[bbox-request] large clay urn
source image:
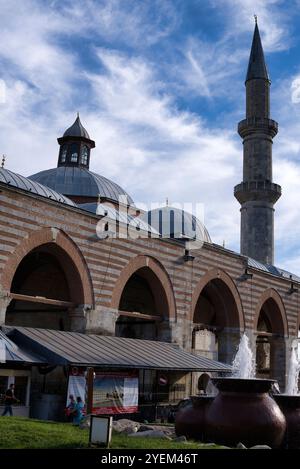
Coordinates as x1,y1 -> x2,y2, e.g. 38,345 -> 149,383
175,395 -> 214,441
205,378 -> 286,448
273,395 -> 300,449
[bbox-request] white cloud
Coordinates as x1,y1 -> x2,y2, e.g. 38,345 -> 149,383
210,0 -> 289,52
174,37 -> 247,100
85,48 -> 242,249
59,0 -> 179,47
0,79 -> 5,104
185,50 -> 212,98
291,77 -> 300,103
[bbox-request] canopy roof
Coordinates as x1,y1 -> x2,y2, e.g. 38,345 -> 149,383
3,327 -> 232,373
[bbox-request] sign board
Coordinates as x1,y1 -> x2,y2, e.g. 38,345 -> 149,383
92,371 -> 138,414
67,369 -> 139,415
89,415 -> 112,447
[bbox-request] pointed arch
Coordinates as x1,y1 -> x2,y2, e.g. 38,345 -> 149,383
1,227 -> 94,306
191,268 -> 245,330
110,255 -> 176,320
254,288 -> 288,337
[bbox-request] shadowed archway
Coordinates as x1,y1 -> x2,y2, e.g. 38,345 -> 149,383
254,289 -> 287,388
191,269 -> 244,365
113,261 -> 173,342
2,227 -> 94,331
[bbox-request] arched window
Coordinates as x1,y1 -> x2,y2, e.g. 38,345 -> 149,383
80,145 -> 89,165
60,146 -> 67,163
70,143 -> 79,163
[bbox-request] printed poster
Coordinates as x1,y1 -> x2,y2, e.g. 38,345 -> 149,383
66,367 -> 86,405
92,372 -> 138,414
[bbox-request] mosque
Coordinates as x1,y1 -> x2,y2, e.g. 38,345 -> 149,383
0,22 -> 298,419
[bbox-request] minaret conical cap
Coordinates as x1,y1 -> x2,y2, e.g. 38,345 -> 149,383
246,21 -> 269,83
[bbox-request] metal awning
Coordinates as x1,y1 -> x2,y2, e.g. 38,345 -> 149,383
2,327 -> 231,373
0,330 -> 45,365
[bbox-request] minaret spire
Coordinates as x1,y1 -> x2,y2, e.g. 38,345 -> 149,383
234,21 -> 281,265
246,19 -> 269,83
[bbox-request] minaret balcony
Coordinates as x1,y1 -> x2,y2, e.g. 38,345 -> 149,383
238,117 -> 278,138
234,180 -> 282,204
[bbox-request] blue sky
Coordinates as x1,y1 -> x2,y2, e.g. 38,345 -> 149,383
1,0 -> 300,272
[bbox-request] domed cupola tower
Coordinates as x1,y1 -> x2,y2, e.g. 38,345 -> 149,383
57,113 -> 95,169
29,115 -> 134,206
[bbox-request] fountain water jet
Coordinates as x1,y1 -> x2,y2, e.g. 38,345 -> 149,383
232,333 -> 255,378
286,341 -> 300,395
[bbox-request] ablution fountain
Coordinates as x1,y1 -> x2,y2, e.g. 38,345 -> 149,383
273,341 -> 300,449
175,333 -> 287,448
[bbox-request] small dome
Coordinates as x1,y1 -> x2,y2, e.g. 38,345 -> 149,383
0,168 -> 76,206
140,206 -> 211,243
29,167 -> 134,205
63,114 -> 90,139
78,202 -> 159,234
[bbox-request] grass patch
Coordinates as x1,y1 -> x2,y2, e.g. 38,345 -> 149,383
0,417 -> 88,449
0,417 -> 223,449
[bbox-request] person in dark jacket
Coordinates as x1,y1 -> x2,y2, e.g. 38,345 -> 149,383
1,384 -> 18,416
65,394 -> 76,422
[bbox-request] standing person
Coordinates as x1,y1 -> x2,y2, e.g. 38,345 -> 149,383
72,396 -> 85,426
65,394 -> 76,422
1,383 -> 18,416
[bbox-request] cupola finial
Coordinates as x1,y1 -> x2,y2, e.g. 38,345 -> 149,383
57,115 -> 95,169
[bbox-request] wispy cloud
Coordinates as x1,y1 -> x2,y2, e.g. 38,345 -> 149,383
210,0 -> 290,51
291,77 -> 300,103
83,48 -> 242,248
59,0 -> 179,47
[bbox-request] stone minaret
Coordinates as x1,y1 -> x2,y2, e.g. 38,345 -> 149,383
234,20 -> 281,265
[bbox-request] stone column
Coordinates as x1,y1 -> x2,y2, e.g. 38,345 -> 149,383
270,335 -> 288,391
69,304 -> 92,333
0,290 -> 11,325
217,328 -> 242,365
158,318 -> 174,343
85,306 -> 119,335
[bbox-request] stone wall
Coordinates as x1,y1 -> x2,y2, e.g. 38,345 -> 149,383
0,184 -> 298,389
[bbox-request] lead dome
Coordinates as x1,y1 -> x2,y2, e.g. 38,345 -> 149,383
29,114 -> 134,206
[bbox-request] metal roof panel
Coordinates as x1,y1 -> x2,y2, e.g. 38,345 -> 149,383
4,327 -> 231,372
0,168 -> 76,207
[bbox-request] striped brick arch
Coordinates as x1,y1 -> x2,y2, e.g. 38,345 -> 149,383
1,226 -> 94,307
110,255 -> 176,320
254,288 -> 288,388
254,288 -> 288,336
191,268 -> 245,330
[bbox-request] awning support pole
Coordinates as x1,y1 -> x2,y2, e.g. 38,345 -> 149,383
86,367 -> 94,415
